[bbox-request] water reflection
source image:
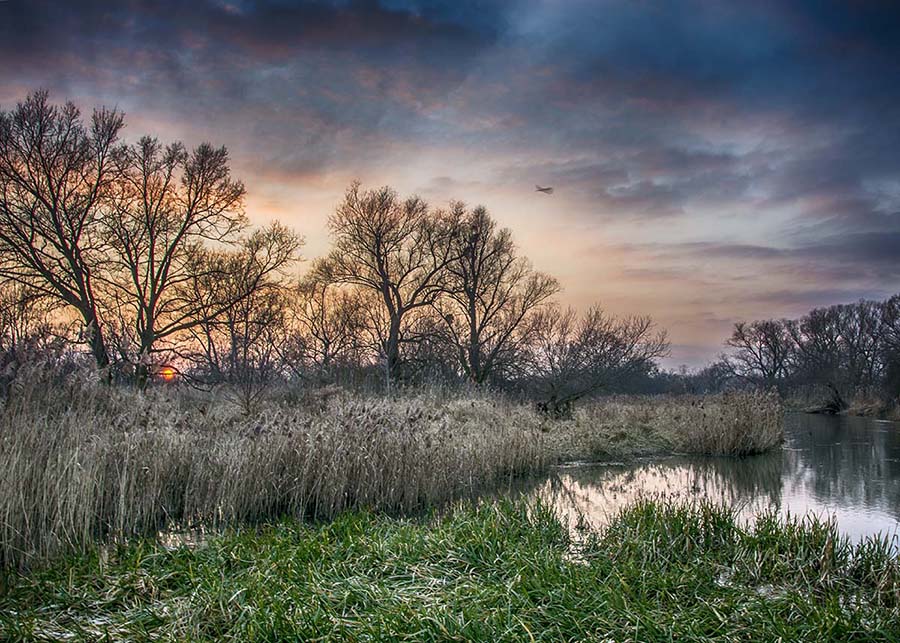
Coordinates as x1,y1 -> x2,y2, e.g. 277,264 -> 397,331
508,413 -> 900,544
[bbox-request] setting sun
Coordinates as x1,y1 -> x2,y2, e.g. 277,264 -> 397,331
159,366 -> 176,383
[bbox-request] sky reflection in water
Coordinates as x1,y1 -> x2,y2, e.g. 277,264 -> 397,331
517,413 -> 900,545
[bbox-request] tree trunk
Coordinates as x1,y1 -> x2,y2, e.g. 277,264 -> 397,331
134,329 -> 157,387
385,318 -> 402,387
82,312 -> 110,369
824,382 -> 849,414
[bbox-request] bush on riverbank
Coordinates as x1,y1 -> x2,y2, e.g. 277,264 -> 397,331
785,385 -> 900,421
2,500 -> 897,641
0,377 -> 782,569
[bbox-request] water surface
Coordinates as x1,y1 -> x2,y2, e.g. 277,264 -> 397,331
515,413 -> 900,544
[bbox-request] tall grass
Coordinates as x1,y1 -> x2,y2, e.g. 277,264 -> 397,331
548,389 -> 784,459
0,373 -> 783,569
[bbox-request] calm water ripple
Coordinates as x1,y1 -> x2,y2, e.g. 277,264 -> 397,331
509,413 -> 900,545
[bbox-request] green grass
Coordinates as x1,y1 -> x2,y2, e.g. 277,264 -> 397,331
2,500 -> 897,641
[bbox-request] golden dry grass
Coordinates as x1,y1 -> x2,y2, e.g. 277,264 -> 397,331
0,375 -> 783,569
546,390 -> 784,460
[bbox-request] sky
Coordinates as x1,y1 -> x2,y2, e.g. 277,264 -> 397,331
1,0 -> 899,367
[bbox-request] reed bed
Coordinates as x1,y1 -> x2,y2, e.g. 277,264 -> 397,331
546,389 -> 784,460
0,375 -> 783,569
2,500 -> 897,641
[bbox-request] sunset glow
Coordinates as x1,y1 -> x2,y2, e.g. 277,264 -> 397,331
1,1 -> 898,367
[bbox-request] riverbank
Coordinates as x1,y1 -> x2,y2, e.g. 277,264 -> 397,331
843,398 -> 900,422
0,379 -> 782,569
793,397 -> 900,422
2,500 -> 897,641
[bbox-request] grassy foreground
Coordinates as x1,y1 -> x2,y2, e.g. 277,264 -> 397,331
2,500 -> 898,641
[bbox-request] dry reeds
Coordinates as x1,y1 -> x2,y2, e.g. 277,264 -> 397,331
547,390 -> 784,460
0,374 -> 783,569
0,378 -> 547,568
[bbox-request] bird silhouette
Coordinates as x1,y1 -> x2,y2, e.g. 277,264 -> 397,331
535,185 -> 554,194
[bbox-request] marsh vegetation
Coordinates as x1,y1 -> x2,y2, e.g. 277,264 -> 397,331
0,90 -> 896,641
0,376 -> 782,570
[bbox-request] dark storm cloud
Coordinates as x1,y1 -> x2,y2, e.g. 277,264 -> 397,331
0,0 -> 513,176
493,1 -> 900,289
0,0 -> 500,114
620,230 -> 900,302
0,1 -> 507,58
486,1 -> 900,216
641,231 -> 900,271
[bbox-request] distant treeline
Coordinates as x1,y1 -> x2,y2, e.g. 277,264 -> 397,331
0,91 -> 667,415
660,295 -> 900,410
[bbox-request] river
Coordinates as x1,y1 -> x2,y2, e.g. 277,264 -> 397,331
515,412 -> 900,544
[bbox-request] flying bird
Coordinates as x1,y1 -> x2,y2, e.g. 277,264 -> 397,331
535,185 -> 554,194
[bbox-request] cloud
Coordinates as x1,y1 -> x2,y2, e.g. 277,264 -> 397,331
1,0 -> 898,364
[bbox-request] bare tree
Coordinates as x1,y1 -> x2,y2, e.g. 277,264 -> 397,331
438,205 -> 559,384
103,136 -> 252,381
691,358 -> 738,393
399,307 -> 460,383
726,296 -> 900,409
291,266 -> 366,380
186,224 -> 300,365
832,301 -> 883,393
882,295 -> 900,355
323,182 -> 460,384
786,306 -> 848,408
0,282 -> 56,352
881,295 -> 900,403
0,91 -> 123,367
725,320 -> 794,390
526,305 -> 669,416
785,300 -> 885,406
0,282 -> 76,398
185,225 -> 300,405
787,308 -> 841,380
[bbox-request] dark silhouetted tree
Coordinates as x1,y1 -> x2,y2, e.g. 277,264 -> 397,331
438,205 -> 558,383
186,224 -> 300,404
527,305 -> 669,416
0,91 -> 123,367
726,320 -> 793,390
322,183 -> 460,385
104,136 -> 250,382
291,266 -> 367,380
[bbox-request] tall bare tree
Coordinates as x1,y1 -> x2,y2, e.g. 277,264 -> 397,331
831,301 -> 883,392
292,266 -> 366,379
185,223 -> 301,381
438,205 -> 558,383
786,306 -> 847,408
103,136 -> 252,380
323,183 -> 460,384
0,282 -> 56,353
881,295 -> 900,402
882,296 -> 900,354
0,91 -> 123,367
